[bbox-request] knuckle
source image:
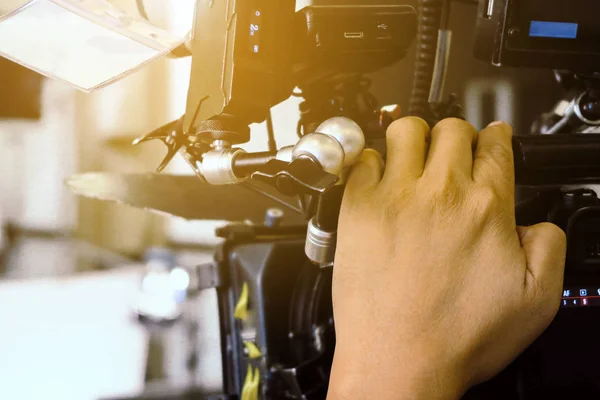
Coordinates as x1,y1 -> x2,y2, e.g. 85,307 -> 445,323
387,116 -> 430,138
486,121 -> 514,136
433,117 -> 475,135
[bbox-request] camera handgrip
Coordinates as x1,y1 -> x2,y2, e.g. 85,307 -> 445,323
514,135 -> 600,186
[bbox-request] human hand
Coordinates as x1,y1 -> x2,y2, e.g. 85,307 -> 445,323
328,118 -> 567,400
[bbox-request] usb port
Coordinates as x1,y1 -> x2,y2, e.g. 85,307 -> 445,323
344,32 -> 364,39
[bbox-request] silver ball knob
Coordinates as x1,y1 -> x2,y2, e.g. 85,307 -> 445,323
292,133 -> 344,176
315,117 -> 365,167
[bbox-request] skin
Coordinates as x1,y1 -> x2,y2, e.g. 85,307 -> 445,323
328,118 -> 567,400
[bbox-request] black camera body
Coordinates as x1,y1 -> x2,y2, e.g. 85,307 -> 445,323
184,0 -> 416,143
211,187 -> 600,400
292,5 -> 417,85
552,190 -> 600,281
184,0 -> 297,142
213,225 -> 333,400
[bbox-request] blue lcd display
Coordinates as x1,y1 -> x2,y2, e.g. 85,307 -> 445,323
529,21 -> 579,39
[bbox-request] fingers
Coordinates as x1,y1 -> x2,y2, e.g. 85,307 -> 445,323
423,118 -> 478,179
473,122 -> 515,202
345,149 -> 384,196
383,117 -> 430,183
519,223 -> 567,298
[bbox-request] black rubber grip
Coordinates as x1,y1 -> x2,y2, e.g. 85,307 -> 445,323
514,135 -> 600,186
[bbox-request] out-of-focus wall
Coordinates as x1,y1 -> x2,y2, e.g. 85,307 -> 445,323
74,0 -> 182,255
0,77 -> 81,274
2,0 -> 290,255
0,0 -> 189,256
0,79 -> 77,233
74,61 -> 169,256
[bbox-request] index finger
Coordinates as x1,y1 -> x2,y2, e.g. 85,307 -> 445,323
472,122 -> 515,201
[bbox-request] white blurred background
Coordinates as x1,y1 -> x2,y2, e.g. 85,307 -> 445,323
0,1 -> 305,399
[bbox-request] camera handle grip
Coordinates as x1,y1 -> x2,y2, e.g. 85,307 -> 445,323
514,134 -> 600,186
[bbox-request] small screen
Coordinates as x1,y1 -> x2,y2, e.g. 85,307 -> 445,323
529,21 -> 578,39
508,0 -> 600,55
561,287 -> 600,308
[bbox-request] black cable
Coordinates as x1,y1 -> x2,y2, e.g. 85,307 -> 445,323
408,0 -> 445,121
135,0 -> 150,20
266,110 -> 277,152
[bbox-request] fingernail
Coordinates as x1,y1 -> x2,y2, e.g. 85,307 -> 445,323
488,121 -> 506,127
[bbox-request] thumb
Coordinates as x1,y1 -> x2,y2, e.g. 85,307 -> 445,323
518,223 -> 567,294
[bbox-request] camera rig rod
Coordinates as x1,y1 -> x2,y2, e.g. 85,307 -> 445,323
194,117 -> 366,266
137,111 -> 600,268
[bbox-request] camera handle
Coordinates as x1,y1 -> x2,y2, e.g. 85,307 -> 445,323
134,112 -> 366,266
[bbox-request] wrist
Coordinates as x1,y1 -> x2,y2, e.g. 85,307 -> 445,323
327,345 -> 467,400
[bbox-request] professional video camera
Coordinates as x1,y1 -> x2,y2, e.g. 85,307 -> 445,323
80,0 -> 600,399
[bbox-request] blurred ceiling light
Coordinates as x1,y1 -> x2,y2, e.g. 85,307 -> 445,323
0,0 -> 186,91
